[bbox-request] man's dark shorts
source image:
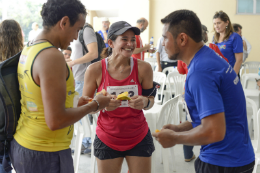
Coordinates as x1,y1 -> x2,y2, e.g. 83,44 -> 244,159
9,139 -> 74,173
94,129 -> 155,160
195,157 -> 255,173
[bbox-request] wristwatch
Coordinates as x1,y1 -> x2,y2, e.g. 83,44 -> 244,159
144,98 -> 150,109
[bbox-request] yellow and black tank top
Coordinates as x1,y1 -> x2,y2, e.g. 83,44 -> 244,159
15,42 -> 76,152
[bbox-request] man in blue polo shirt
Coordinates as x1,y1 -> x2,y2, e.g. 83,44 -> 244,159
152,10 -> 255,173
97,17 -> 110,48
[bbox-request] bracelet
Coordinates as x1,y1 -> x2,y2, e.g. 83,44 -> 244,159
92,100 -> 99,111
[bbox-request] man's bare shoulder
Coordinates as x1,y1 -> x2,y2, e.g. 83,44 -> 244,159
33,47 -> 67,77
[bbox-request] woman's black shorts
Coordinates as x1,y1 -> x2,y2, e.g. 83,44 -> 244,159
94,129 -> 155,160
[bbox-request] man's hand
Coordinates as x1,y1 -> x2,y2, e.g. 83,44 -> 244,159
94,93 -> 112,111
78,96 -> 92,107
104,95 -> 121,111
152,129 -> 177,148
143,44 -> 151,51
148,48 -> 156,53
128,95 -> 148,110
65,59 -> 72,62
158,66 -> 162,72
67,61 -> 74,68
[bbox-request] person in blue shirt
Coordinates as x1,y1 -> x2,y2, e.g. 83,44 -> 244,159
152,10 -> 255,173
212,11 -> 243,75
97,17 -> 110,48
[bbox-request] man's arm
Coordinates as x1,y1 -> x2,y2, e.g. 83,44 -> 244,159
133,44 -> 150,54
33,48 -> 110,131
68,42 -> 98,67
156,52 -> 162,72
153,112 -> 226,148
233,53 -> 243,74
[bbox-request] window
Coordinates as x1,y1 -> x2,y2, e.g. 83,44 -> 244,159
237,0 -> 260,14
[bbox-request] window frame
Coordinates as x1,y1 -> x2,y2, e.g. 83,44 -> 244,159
236,0 -> 260,15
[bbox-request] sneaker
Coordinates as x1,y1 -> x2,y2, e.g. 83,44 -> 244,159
185,154 -> 196,162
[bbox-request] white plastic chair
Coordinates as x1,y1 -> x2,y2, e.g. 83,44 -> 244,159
163,71 -> 186,103
246,97 -> 258,140
156,95 -> 180,173
144,58 -> 157,71
241,62 -> 260,89
162,66 -> 176,75
252,109 -> 260,173
153,72 -> 167,105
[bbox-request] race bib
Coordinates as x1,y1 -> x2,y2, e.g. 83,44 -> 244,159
107,85 -> 138,107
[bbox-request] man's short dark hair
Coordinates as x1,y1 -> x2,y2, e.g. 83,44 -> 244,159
41,0 -> 87,29
233,23 -> 242,33
161,10 -> 202,43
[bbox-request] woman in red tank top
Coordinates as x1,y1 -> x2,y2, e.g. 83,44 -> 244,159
80,21 -> 155,173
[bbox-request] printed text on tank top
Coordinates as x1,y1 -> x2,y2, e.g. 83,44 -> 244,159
104,57 -> 138,107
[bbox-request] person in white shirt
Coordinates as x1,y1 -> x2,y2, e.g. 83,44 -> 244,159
28,22 -> 41,41
156,36 -> 177,73
233,23 -> 252,62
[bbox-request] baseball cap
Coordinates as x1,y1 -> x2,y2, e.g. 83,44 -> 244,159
108,21 -> 140,39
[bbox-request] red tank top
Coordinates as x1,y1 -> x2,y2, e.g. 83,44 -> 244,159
96,57 -> 149,151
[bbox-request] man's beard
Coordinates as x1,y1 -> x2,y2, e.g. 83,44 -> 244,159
169,53 -> 179,61
168,42 -> 180,60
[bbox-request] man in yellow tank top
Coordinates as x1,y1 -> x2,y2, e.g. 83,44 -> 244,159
9,1 -> 111,173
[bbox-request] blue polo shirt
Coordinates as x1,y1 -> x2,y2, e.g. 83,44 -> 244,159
97,30 -> 109,48
215,32 -> 243,68
185,46 -> 254,167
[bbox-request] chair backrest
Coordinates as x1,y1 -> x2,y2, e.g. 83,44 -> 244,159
166,71 -> 186,96
153,72 -> 166,105
157,96 -> 180,129
255,109 -> 260,153
144,58 -> 157,71
244,62 -> 260,73
246,97 -> 258,139
162,67 -> 176,75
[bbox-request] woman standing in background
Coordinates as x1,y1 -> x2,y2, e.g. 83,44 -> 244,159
0,19 -> 24,173
212,11 -> 243,75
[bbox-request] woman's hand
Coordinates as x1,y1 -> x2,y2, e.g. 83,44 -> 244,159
104,94 -> 121,111
128,95 -> 148,110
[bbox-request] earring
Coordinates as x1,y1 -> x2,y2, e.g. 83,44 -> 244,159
226,26 -> 228,29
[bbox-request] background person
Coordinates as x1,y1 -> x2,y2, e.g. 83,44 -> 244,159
132,18 -> 155,61
28,22 -> 41,41
156,36 -> 178,72
97,17 -> 110,48
212,11 -> 243,75
62,46 -> 72,61
233,23 -> 252,62
80,21 -> 155,173
69,22 -> 99,154
0,19 -> 24,173
153,9 -> 254,173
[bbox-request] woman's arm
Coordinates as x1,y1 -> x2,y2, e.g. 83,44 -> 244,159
129,60 -> 154,110
233,53 -> 243,74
